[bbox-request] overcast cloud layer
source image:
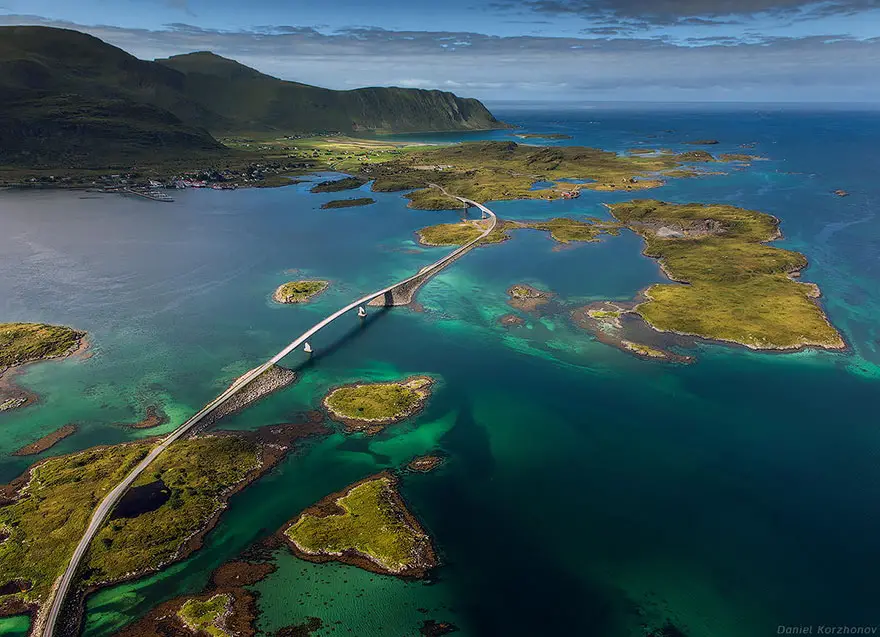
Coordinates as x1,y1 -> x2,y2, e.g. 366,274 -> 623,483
1,0 -> 879,103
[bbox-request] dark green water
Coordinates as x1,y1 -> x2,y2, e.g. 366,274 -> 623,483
1,107 -> 878,636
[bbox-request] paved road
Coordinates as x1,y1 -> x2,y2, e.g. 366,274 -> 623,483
39,194 -> 496,637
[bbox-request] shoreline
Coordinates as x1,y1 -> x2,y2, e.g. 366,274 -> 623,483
322,376 -> 435,435
603,204 -> 847,353
50,417 -> 331,635
279,471 -> 438,579
0,333 -> 89,414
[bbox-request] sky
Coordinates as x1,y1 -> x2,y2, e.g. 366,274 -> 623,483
1,0 -> 879,103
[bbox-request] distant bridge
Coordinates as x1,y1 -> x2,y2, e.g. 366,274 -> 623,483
39,193 -> 497,637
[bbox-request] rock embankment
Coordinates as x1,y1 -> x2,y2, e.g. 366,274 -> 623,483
206,365 -> 297,426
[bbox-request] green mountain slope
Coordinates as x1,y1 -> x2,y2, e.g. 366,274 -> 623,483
0,26 -> 225,166
0,26 -> 505,167
156,51 -> 504,134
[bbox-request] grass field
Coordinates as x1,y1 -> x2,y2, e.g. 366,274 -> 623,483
0,323 -> 84,370
273,280 -> 329,303
284,473 -> 434,576
177,594 -> 231,637
608,200 -> 845,349
0,435 -> 262,611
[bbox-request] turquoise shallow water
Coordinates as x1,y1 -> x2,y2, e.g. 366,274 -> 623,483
1,106 -> 879,636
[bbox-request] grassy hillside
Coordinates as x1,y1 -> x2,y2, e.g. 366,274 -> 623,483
0,26 -> 505,167
158,51 -> 504,134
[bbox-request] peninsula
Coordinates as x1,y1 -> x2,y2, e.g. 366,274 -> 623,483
281,472 -> 438,578
323,376 -> 434,435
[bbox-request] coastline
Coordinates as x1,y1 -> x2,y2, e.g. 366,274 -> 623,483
603,204 -> 846,353
279,471 -> 438,579
322,376 -> 435,435
0,333 -> 89,414
48,417 -> 331,635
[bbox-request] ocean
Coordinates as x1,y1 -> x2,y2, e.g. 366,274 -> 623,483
0,104 -> 878,636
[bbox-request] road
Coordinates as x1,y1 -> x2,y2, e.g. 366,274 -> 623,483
39,194 -> 496,637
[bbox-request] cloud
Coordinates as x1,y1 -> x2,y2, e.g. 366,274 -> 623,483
1,15 -> 878,102
515,0 -> 880,26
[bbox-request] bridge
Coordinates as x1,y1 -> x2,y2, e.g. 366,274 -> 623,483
38,194 -> 496,637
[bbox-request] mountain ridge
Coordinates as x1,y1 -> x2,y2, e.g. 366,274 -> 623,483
0,26 -> 506,167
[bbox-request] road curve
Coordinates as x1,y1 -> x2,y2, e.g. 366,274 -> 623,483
39,194 -> 496,637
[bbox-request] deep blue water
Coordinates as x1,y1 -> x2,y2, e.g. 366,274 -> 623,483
1,105 -> 879,637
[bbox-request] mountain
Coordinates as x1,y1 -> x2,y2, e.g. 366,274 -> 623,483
155,51 -> 503,134
0,26 -> 505,167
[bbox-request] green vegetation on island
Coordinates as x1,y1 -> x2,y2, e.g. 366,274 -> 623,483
606,200 -> 845,350
416,219 -> 505,246
273,280 -> 329,304
0,442 -> 151,610
310,176 -> 366,193
0,323 -> 84,370
719,153 -> 764,162
84,436 -> 260,585
514,217 -> 621,243
0,422 -> 328,617
282,472 -> 438,578
321,197 -> 376,209
323,376 -> 434,434
368,141 -> 699,210
177,593 -> 232,637
415,216 -> 622,248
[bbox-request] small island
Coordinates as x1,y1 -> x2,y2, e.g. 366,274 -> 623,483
177,593 -> 232,636
833,189 -> 849,197
12,424 -> 77,457
309,176 -> 366,193
719,153 -> 765,162
416,217 -> 620,249
125,405 -> 169,429
323,376 -> 434,435
507,284 -> 554,313
281,472 -> 438,578
498,313 -> 525,327
572,302 -> 694,364
321,197 -> 375,209
406,455 -> 445,473
511,217 -> 621,244
116,540 -> 282,637
0,322 -> 87,413
273,280 -> 329,304
416,219 -> 504,246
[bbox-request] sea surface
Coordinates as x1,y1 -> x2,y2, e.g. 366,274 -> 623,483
1,104 -> 879,637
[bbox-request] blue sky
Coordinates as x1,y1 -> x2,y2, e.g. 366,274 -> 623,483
2,0 -> 879,102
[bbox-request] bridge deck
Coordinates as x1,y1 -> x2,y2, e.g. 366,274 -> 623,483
39,195 -> 497,636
